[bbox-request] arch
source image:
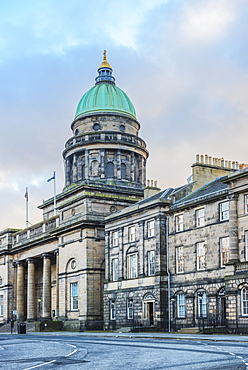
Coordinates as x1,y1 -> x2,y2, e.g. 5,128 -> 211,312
121,163 -> 126,179
143,292 -> 155,301
106,162 -> 114,178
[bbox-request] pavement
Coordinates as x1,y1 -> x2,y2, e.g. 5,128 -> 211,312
7,330 -> 248,342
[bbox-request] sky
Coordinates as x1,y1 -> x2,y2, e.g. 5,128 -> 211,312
1,0 -> 248,230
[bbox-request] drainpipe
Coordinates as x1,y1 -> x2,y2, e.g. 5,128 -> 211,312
165,215 -> 171,332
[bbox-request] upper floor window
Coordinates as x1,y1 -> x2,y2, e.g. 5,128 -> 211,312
177,293 -> 186,318
127,299 -> 134,319
196,242 -> 206,270
148,250 -> 155,276
241,287 -> 248,316
128,226 -> 136,242
245,231 -> 248,262
176,246 -> 184,273
175,214 -> 184,232
219,201 -> 229,221
121,163 -> 126,179
112,230 -> 118,246
147,220 -> 155,237
112,258 -> 118,281
196,208 -> 205,227
106,162 -> 114,178
220,237 -> 230,267
245,195 -> 248,214
70,282 -> 78,310
198,291 -> 207,317
127,253 -> 138,279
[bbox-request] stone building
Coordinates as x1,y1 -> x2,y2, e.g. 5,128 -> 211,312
1,52 -> 248,333
0,52 -> 148,329
104,155 -> 248,332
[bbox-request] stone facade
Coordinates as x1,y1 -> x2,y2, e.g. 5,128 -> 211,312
104,156 -> 248,332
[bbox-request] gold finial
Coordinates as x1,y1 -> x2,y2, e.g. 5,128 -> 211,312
98,50 -> 112,70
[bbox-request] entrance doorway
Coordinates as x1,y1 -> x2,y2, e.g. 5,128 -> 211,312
143,293 -> 155,326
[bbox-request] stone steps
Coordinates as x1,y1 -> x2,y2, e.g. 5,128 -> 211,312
176,327 -> 199,334
0,321 -> 36,334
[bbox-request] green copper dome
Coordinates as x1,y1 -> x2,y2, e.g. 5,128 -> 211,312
75,84 -> 136,119
75,51 -> 136,120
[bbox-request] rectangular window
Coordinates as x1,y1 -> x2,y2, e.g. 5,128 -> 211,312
129,226 -> 136,242
198,292 -> 207,317
110,300 -> 116,320
220,201 -> 229,221
175,214 -> 184,232
177,294 -> 185,318
220,237 -> 230,267
245,195 -> 248,214
196,208 -> 205,227
242,287 -> 248,316
197,242 -> 206,270
70,282 -> 78,310
176,246 -> 184,273
245,231 -> 248,262
127,253 -> 138,279
147,220 -> 155,237
112,230 -> 118,246
148,250 -> 155,276
112,258 -> 118,281
127,299 -> 133,319
0,295 -> 3,316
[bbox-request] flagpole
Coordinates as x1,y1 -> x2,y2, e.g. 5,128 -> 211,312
53,171 -> 57,216
25,187 -> 29,228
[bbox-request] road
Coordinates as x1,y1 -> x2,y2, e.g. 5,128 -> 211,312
0,334 -> 248,369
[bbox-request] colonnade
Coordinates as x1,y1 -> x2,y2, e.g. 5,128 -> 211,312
15,250 -> 59,322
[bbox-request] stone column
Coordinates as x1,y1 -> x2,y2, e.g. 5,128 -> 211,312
119,228 -> 124,279
54,249 -> 59,318
65,158 -> 71,187
72,154 -> 77,183
100,149 -> 105,178
228,194 -> 239,262
42,254 -> 51,318
16,261 -> 25,322
117,149 -> 121,179
131,152 -> 135,181
26,258 -> 36,321
85,149 -> 89,179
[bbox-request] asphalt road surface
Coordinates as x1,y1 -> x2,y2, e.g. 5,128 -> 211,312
0,334 -> 248,369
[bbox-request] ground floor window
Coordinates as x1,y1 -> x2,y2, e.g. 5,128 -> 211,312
127,299 -> 133,319
0,295 -> 3,316
241,287 -> 248,316
198,291 -> 207,317
177,293 -> 186,318
70,282 -> 78,310
110,300 -> 116,320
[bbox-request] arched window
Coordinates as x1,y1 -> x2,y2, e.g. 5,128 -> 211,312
121,163 -> 126,179
75,129 -> 79,136
241,287 -> 248,316
91,160 -> 99,177
106,162 -> 114,178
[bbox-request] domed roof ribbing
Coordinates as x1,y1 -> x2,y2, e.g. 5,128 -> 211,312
75,51 -> 136,119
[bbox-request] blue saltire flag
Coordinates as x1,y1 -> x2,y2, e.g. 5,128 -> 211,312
47,172 -> 55,182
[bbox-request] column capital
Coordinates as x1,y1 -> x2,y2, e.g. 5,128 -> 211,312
26,257 -> 35,264
42,253 -> 52,260
228,193 -> 238,201
16,261 -> 25,267
54,249 -> 59,256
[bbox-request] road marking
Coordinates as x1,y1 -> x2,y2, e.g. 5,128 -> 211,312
65,349 -> 77,357
23,360 -> 56,370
